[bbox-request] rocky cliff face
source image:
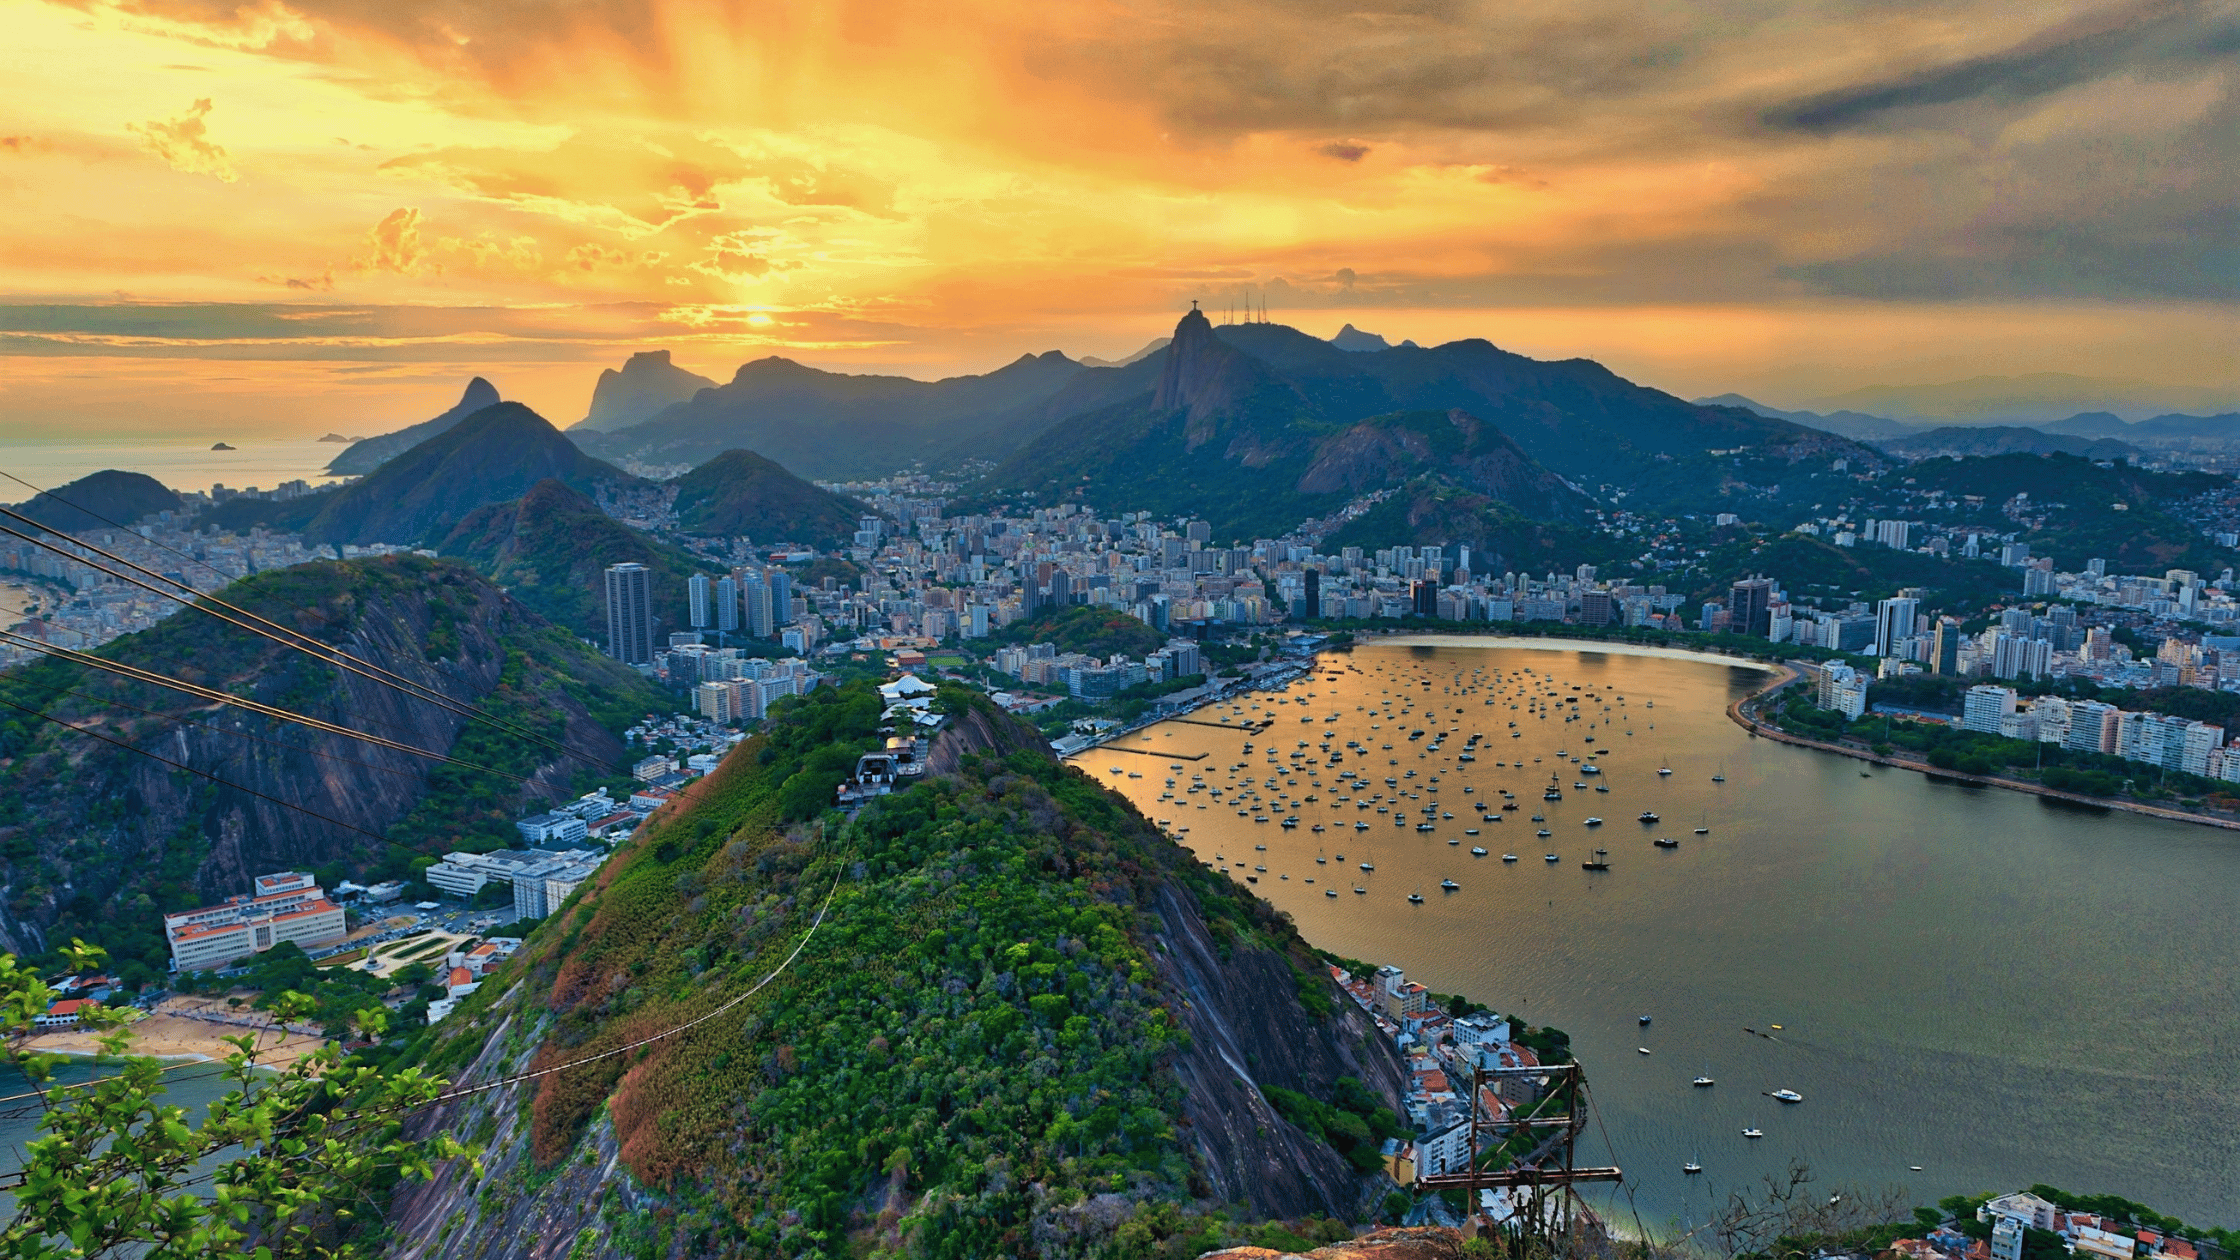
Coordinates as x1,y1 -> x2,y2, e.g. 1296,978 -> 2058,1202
1152,880 -> 1405,1219
575,350 -> 715,432
1297,409 -> 1589,522
0,556 -> 656,968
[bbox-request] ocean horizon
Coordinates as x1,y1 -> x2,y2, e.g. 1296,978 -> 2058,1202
0,436 -> 352,500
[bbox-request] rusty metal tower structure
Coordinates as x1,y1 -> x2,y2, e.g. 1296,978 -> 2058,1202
1415,1060 -> 1622,1250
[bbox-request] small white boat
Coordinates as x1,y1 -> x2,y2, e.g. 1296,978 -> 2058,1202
1684,1161 -> 1703,1175
1499,853 -> 1515,861
1770,1089 -> 1804,1104
1694,826 -> 1710,835
1544,853 -> 1559,862
1693,1076 -> 1715,1088
1637,1047 -> 1652,1055
1742,1128 -> 1764,1139
1441,879 -> 1459,890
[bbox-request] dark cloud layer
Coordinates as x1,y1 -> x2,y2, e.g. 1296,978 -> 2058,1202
1765,0 -> 2240,132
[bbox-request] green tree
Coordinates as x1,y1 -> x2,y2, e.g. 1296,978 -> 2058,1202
0,942 -> 470,1258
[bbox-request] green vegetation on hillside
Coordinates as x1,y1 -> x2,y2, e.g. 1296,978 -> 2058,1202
995,604 -> 1165,658
669,448 -> 868,547
0,556 -> 663,982
1901,454 -> 2233,574
440,479 -> 701,641
406,681 -> 1350,1257
1694,533 -> 2017,610
1324,481 -> 1631,573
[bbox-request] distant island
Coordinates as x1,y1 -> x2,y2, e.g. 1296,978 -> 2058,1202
209,442 -> 234,450
316,432 -> 366,443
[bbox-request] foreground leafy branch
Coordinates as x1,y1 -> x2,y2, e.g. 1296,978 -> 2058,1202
0,941 -> 473,1259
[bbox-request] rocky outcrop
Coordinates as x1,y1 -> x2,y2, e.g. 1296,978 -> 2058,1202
1156,308 -> 1301,447
1297,410 -> 1587,522
575,350 -> 715,433
923,698 -> 1052,775
385,999 -> 644,1260
328,377 -> 501,476
1151,883 -> 1406,1220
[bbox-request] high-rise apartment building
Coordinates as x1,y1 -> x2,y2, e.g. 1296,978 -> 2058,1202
688,573 -> 712,632
716,575 -> 739,634
1728,577 -> 1775,637
1874,596 -> 1919,657
1932,618 -> 1963,674
604,562 -> 655,665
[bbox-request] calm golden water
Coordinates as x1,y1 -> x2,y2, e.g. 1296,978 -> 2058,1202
1075,638 -> 2240,1230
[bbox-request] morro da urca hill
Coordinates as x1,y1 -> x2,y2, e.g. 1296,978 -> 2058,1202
387,685 -> 1407,1258
669,448 -> 868,548
327,376 -> 502,476
440,478 -> 700,641
304,401 -> 637,548
0,555 -> 662,983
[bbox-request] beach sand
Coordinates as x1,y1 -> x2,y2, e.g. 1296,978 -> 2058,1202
24,997 -> 327,1071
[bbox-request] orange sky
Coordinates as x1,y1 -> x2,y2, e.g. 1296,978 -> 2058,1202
2,0 -> 2234,436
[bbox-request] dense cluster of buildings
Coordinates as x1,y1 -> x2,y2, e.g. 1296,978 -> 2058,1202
1888,1191 -> 2207,1260
1947,684 -> 2240,782
1330,962 -> 1542,1193
425,846 -> 604,921
989,638 -> 1203,698
0,508 -> 418,664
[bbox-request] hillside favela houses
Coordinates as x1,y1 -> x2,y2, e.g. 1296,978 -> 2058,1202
161,871 -> 349,973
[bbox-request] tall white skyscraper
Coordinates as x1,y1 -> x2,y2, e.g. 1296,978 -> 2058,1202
1874,596 -> 1919,657
716,575 -> 739,634
688,573 -> 712,631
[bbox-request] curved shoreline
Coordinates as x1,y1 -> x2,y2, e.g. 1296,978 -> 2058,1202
1726,667 -> 2240,834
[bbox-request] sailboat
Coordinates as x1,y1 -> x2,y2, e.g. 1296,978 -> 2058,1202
1581,848 -> 1610,871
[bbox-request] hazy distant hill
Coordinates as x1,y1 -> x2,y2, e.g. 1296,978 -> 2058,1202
572,351 -> 1088,478
1876,425 -> 2142,461
1799,374 -> 2239,426
440,478 -> 699,641
1329,324 -> 1416,352
305,402 -> 636,547
1693,393 -> 1914,441
573,350 -> 716,432
978,309 -> 1854,539
10,470 -> 180,534
326,378 -> 501,475
669,449 -> 867,548
1077,337 -> 1168,368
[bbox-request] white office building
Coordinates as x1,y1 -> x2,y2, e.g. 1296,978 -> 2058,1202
1962,685 -> 2018,734
163,872 -> 348,973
